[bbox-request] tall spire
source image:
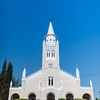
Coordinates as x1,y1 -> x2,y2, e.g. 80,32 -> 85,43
47,22 -> 55,35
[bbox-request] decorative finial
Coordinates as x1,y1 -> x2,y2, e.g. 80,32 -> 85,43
76,67 -> 80,78
57,40 -> 59,43
10,81 -> 12,87
49,17 -> 53,22
43,40 -> 45,43
90,79 -> 92,88
22,68 -> 26,79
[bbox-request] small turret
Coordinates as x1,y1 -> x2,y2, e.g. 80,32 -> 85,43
43,40 -> 45,44
90,79 -> 93,88
22,68 -> 26,80
10,81 -> 12,88
57,40 -> 59,43
76,67 -> 80,79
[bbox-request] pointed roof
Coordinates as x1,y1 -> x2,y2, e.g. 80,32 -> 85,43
47,22 -> 55,35
76,67 -> 79,73
10,81 -> 12,87
43,40 -> 45,43
23,68 -> 26,73
90,79 -> 92,87
57,40 -> 59,43
76,67 -> 80,78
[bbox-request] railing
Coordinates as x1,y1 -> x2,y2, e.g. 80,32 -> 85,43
60,69 -> 76,82
26,69 -> 42,81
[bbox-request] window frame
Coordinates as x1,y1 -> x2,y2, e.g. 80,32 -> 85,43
48,76 -> 53,86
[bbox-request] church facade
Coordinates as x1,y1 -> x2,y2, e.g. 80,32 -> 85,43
8,22 -> 94,100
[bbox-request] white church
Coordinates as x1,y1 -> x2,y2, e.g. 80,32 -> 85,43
8,22 -> 94,100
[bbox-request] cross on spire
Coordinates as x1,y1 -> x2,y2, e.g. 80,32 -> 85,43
49,17 -> 53,22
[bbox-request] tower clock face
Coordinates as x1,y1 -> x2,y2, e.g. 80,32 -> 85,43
48,63 -> 53,68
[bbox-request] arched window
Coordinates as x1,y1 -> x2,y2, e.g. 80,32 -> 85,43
49,78 -> 50,86
47,50 -> 50,57
48,76 -> 53,86
51,78 -> 53,86
51,50 -> 55,57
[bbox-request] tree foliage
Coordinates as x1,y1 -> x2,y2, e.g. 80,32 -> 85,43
12,76 -> 21,87
0,61 -> 13,100
96,98 -> 100,100
15,99 -> 28,100
74,98 -> 86,100
58,98 -> 65,100
96,98 -> 98,100
0,59 -> 6,96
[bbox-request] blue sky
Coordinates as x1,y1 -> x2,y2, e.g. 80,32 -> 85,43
0,0 -> 100,99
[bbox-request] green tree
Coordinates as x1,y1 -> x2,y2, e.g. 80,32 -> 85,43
58,98 -> 65,100
95,98 -> 100,100
12,76 -> 21,87
74,98 -> 86,100
15,99 -> 28,100
15,98 -> 28,100
0,61 -> 13,100
0,59 -> 6,96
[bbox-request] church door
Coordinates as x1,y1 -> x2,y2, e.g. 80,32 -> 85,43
28,93 -> 36,100
47,93 -> 55,100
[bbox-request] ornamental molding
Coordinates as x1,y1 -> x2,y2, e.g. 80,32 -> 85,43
39,87 -> 63,91
81,87 -> 93,90
26,70 -> 42,82
10,87 -> 21,90
60,69 -> 77,86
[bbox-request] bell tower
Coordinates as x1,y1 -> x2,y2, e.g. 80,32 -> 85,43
42,22 -> 60,69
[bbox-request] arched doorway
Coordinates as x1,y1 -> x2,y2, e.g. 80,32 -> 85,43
28,93 -> 36,100
11,93 -> 20,100
82,93 -> 91,100
66,93 -> 74,100
47,93 -> 55,100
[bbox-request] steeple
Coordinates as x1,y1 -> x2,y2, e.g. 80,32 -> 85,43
42,22 -> 60,69
90,79 -> 93,88
47,22 -> 55,35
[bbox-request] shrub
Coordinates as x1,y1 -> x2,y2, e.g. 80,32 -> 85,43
58,98 -> 65,100
74,98 -> 86,100
15,98 -> 28,100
